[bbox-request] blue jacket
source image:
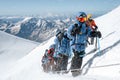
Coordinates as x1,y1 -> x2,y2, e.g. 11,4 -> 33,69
67,21 -> 92,53
54,32 -> 71,57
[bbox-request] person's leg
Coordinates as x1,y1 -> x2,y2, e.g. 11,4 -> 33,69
61,55 -> 69,71
70,51 -> 84,76
70,55 -> 83,70
55,57 -> 62,71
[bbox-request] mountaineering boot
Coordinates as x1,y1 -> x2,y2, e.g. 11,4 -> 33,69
71,70 -> 82,77
70,51 -> 83,77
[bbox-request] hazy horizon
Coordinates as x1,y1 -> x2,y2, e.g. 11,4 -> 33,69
0,0 -> 120,16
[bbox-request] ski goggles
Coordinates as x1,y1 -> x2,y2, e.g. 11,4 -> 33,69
76,16 -> 87,22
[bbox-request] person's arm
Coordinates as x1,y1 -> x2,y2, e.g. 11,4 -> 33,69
67,25 -> 74,39
92,20 -> 98,30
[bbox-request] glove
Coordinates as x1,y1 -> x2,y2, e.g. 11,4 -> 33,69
71,31 -> 76,36
90,31 -> 102,38
94,26 -> 98,31
90,31 -> 97,37
97,31 -> 102,38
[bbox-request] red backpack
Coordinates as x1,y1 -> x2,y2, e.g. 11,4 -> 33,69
48,48 -> 54,57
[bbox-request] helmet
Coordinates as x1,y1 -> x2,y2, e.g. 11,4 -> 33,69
56,29 -> 61,36
87,14 -> 92,20
55,28 -> 65,36
76,12 -> 87,22
76,12 -> 87,18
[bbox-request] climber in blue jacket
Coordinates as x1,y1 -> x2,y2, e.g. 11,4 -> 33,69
67,12 -> 93,76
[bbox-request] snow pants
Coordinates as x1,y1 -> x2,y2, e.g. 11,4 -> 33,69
55,55 -> 68,71
70,50 -> 85,70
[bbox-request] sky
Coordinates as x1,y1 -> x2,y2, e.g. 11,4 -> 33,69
0,0 -> 120,16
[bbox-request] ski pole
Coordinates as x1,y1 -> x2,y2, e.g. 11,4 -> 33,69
95,36 -> 97,49
97,37 -> 101,55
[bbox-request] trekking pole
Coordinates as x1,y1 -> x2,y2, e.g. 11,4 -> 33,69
95,29 -> 99,50
97,37 -> 101,55
95,36 -> 97,50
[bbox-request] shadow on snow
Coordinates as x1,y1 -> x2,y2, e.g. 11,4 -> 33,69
82,39 -> 120,75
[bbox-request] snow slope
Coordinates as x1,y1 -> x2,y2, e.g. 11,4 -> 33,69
0,31 -> 39,78
1,6 -> 120,80
82,6 -> 120,79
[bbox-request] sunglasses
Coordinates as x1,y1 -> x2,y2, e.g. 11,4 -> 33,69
76,16 -> 86,22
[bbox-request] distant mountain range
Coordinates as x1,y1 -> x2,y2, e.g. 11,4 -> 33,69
0,16 -> 74,42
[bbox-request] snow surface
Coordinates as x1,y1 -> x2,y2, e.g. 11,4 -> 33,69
0,6 -> 120,80
0,31 -> 39,79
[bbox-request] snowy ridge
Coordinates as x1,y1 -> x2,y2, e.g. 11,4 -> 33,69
0,6 -> 120,80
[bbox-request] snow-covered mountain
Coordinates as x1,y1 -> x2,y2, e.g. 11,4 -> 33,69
0,31 -> 39,79
0,16 -> 74,43
0,6 -> 120,80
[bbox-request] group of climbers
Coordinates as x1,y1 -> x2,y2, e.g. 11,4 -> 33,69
41,29 -> 71,73
41,12 -> 102,76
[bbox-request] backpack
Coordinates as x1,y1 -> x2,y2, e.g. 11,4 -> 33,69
48,48 -> 54,57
